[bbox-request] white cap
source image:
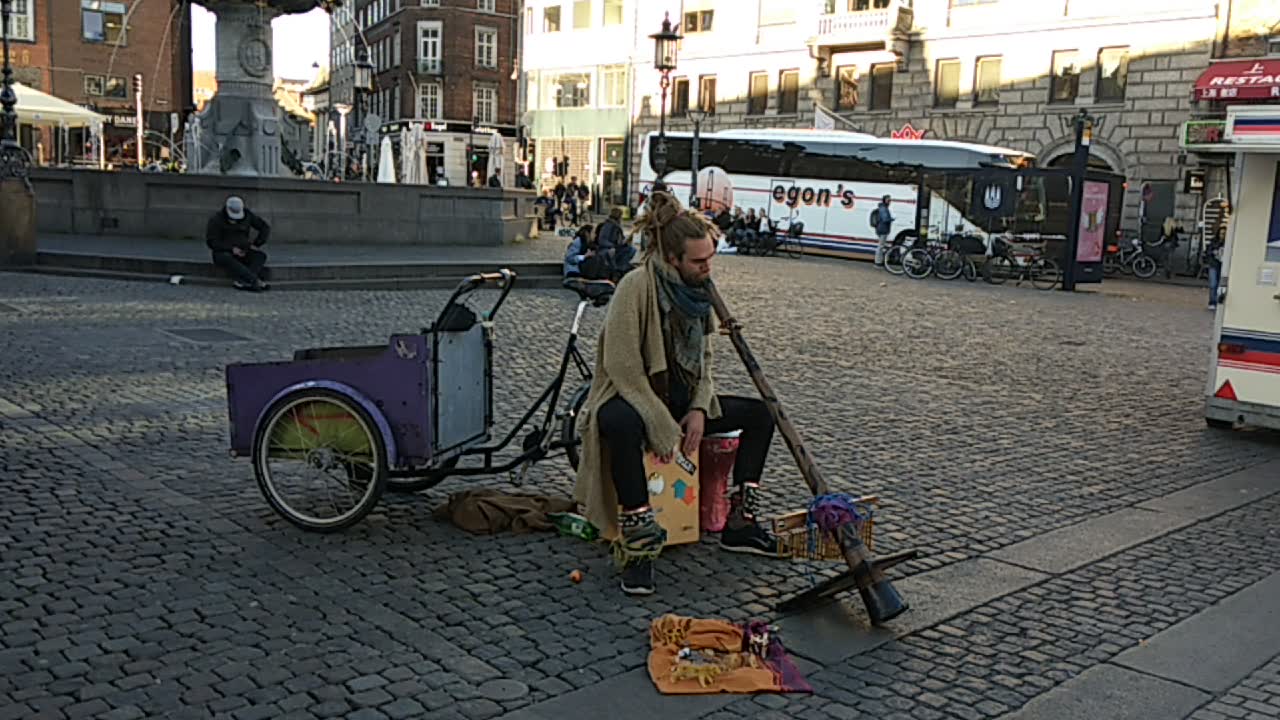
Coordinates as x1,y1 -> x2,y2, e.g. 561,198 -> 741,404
225,196 -> 245,220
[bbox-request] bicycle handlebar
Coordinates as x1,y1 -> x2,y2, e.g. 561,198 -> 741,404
432,268 -> 518,331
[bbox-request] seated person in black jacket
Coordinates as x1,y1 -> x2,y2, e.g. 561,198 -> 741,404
206,196 -> 270,291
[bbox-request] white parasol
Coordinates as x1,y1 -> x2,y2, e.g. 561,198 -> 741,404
486,131 -> 504,183
377,135 -> 397,184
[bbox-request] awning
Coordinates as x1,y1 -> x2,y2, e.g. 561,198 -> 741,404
12,82 -> 106,127
1194,59 -> 1280,101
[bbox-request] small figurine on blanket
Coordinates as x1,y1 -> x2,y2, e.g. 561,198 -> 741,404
648,614 -> 812,695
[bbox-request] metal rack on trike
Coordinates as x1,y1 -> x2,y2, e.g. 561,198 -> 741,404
224,269 -> 595,532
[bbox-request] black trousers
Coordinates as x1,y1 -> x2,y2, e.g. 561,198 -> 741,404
597,394 -> 774,510
212,249 -> 267,285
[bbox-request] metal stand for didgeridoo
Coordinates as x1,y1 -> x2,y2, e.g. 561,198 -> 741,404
707,283 -> 918,623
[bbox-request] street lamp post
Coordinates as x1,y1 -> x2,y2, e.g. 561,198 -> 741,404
687,108 -> 706,209
0,0 -> 32,187
352,44 -> 374,180
648,12 -> 682,181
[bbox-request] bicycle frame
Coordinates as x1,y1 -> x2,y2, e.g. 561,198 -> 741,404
389,300 -> 593,480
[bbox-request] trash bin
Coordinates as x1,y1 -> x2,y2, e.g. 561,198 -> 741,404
698,430 -> 740,533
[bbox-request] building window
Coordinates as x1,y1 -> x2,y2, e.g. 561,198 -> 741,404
419,82 -> 441,119
417,21 -> 441,73
478,0 -> 495,11
475,27 -> 497,69
551,73 -> 590,108
672,77 -> 690,116
1096,47 -> 1129,102
849,0 -> 892,8
82,1 -> 128,44
934,59 -> 959,108
473,83 -> 497,124
748,72 -> 768,115
573,0 -> 591,29
604,0 -> 624,26
869,63 -> 893,110
104,76 -> 127,99
422,0 -> 439,6
683,10 -> 713,33
974,56 -> 1001,105
778,69 -> 799,114
698,75 -> 717,114
836,65 -> 859,110
1050,50 -> 1079,104
84,75 -> 105,96
543,6 -> 561,32
525,7 -> 533,34
3,0 -> 33,42
601,65 -> 627,107
1268,37 -> 1280,56
393,30 -> 401,67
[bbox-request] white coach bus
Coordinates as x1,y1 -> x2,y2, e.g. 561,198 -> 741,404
637,128 -> 1035,259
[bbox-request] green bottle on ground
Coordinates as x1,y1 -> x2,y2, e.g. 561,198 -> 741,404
549,512 -> 600,542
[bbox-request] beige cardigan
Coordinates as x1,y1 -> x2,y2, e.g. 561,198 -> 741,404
572,257 -> 722,540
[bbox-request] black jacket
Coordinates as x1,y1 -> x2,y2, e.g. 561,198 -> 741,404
596,218 -> 625,250
206,210 -> 270,253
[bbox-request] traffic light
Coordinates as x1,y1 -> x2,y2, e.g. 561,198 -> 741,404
132,73 -> 142,95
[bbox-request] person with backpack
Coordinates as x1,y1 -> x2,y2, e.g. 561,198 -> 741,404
871,195 -> 895,266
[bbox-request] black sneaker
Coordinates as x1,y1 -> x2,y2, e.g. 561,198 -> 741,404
720,523 -> 786,558
620,559 -> 655,596
233,280 -> 257,292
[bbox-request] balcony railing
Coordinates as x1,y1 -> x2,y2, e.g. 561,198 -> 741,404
815,4 -> 912,47
417,58 -> 442,75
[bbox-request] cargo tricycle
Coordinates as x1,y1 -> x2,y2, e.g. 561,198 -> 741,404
225,269 -> 594,532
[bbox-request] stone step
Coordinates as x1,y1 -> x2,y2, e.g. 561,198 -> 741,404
23,251 -> 564,291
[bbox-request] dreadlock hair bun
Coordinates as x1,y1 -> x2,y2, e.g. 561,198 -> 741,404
637,191 -> 719,262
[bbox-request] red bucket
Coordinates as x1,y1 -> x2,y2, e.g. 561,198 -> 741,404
698,431 -> 741,533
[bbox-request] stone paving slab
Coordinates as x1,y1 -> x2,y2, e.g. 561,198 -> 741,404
1112,571 -> 1280,693
1001,664 -> 1210,720
986,507 -> 1191,575
1186,656 -> 1280,720
775,558 -> 1046,666
512,667 -> 738,720
1137,459 -> 1280,518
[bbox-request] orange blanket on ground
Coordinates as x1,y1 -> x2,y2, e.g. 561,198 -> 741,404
647,614 -> 812,695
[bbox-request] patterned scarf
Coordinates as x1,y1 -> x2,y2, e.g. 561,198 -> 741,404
652,259 -> 711,390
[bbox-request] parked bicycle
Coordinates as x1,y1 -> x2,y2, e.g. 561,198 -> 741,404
983,236 -> 1061,290
1104,236 -> 1158,279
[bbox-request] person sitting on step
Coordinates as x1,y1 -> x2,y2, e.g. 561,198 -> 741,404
206,196 -> 270,292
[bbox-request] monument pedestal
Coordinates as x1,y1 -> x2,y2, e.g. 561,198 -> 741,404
0,178 -> 36,266
189,1 -> 290,176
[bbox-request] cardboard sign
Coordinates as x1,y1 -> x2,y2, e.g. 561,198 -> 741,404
642,448 -> 701,545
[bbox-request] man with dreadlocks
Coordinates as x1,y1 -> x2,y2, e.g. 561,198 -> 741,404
573,191 -> 784,596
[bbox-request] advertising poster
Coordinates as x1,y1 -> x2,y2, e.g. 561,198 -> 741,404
1077,180 -> 1109,263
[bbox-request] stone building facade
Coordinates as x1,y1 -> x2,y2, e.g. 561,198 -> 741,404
626,0 -> 1263,235
328,0 -> 521,185
525,0 -> 1273,240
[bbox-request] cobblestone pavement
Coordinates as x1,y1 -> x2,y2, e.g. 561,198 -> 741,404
1,256 -> 1278,720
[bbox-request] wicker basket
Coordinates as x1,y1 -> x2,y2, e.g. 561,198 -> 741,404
769,495 -> 877,561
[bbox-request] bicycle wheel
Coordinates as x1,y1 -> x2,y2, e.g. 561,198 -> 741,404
254,389 -> 387,532
1030,258 -> 1062,290
934,250 -> 964,280
1103,255 -> 1119,276
782,236 -> 803,259
903,249 -> 934,279
1132,255 -> 1157,279
983,255 -> 1015,285
962,258 -> 978,282
883,245 -> 907,275
560,381 -> 592,471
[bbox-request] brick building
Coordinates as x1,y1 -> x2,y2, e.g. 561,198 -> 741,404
6,0 -> 192,167
331,0 -> 521,186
